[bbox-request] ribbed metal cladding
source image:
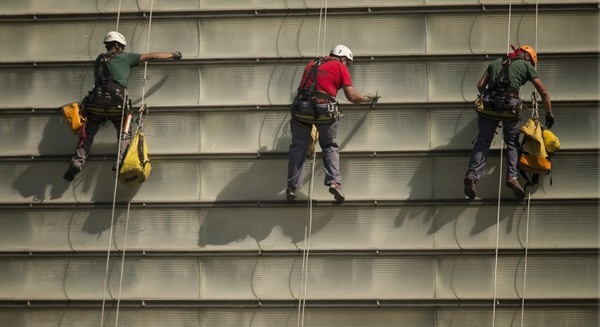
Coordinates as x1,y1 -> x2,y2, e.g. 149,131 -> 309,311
0,202 -> 596,252
0,103 -> 597,155
0,254 -> 597,300
1,153 -> 598,202
0,1 -> 598,326
0,307 -> 597,327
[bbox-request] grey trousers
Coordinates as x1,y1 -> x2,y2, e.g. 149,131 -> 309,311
466,115 -> 521,181
287,118 -> 340,189
70,112 -> 131,170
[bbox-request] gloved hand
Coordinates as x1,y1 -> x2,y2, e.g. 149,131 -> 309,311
171,51 -> 182,60
545,112 -> 554,129
364,93 -> 381,108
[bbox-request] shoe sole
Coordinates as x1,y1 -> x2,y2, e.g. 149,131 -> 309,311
286,193 -> 297,202
506,182 -> 525,199
463,178 -> 476,199
328,187 -> 345,203
63,167 -> 81,181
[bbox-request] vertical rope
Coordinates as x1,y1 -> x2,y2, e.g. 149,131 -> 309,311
491,138 -> 504,327
114,200 -> 133,327
141,0 -> 155,107
506,0 -> 512,56
520,193 -> 532,327
493,1 -> 513,325
521,3 -> 539,325
100,2 -> 125,323
297,3 -> 328,326
115,0 -> 122,31
101,1 -> 154,326
297,149 -> 317,327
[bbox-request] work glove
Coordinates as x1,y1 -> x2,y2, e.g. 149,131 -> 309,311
545,112 -> 554,129
171,51 -> 182,60
364,92 -> 381,108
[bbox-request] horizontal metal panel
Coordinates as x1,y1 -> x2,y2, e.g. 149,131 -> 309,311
0,203 -> 596,252
2,12 -> 596,62
2,0 -> 598,15
0,104 -> 597,156
4,153 -> 599,203
0,58 -> 597,109
0,307 -> 597,327
0,255 -> 596,300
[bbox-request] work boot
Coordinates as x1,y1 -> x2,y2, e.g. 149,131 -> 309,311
463,175 -> 477,199
505,177 -> 525,199
328,182 -> 345,203
286,187 -> 297,202
63,165 -> 81,182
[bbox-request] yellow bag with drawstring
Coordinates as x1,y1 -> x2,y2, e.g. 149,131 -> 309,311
61,102 -> 84,134
518,118 -> 551,174
118,131 -> 151,186
306,124 -> 318,158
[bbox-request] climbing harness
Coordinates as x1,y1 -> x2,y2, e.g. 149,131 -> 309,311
85,50 -> 126,111
100,1 -> 155,327
291,57 -> 340,124
475,55 -> 524,121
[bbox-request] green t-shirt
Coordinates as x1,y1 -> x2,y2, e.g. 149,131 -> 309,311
94,51 -> 142,88
486,57 -> 539,89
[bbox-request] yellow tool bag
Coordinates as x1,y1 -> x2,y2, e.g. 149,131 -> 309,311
118,131 -> 151,186
306,124 -> 318,158
518,118 -> 552,175
61,102 -> 84,134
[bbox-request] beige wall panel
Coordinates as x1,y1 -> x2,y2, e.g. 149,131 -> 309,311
436,255 -> 598,299
2,0 -> 598,15
6,59 -> 600,108
427,11 -> 598,54
2,153 -> 598,203
1,12 -> 597,61
0,58 -> 596,108
0,20 -> 199,62
197,15 -> 427,59
0,104 -> 596,157
0,203 -> 596,252
0,307 -> 597,327
0,255 -> 596,300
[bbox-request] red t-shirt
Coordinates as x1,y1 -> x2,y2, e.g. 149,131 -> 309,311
298,57 -> 353,98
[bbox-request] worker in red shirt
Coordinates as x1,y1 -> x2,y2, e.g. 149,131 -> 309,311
286,44 -> 378,203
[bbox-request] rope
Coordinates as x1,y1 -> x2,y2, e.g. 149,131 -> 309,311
521,192 -> 532,326
100,1 -> 126,321
297,2 -> 328,326
493,1 -> 513,325
491,136 -> 504,327
297,148 -> 317,327
100,1 -> 155,326
114,200 -> 133,327
115,0 -> 122,31
520,2 -> 539,325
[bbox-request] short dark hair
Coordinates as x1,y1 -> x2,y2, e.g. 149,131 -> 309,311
104,41 -> 124,52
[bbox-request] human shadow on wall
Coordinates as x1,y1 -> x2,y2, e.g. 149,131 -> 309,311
395,116 -> 516,237
12,113 -> 74,202
198,129 -> 334,248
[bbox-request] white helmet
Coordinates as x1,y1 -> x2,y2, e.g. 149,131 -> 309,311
330,44 -> 353,61
104,31 -> 127,46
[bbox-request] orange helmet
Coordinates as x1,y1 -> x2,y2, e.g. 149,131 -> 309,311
519,45 -> 537,65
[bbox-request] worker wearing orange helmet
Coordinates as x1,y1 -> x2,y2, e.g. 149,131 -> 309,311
464,45 -> 553,199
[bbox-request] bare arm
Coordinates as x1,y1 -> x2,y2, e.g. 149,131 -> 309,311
140,52 -> 179,62
342,84 -> 368,104
531,77 -> 552,114
477,71 -> 489,93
